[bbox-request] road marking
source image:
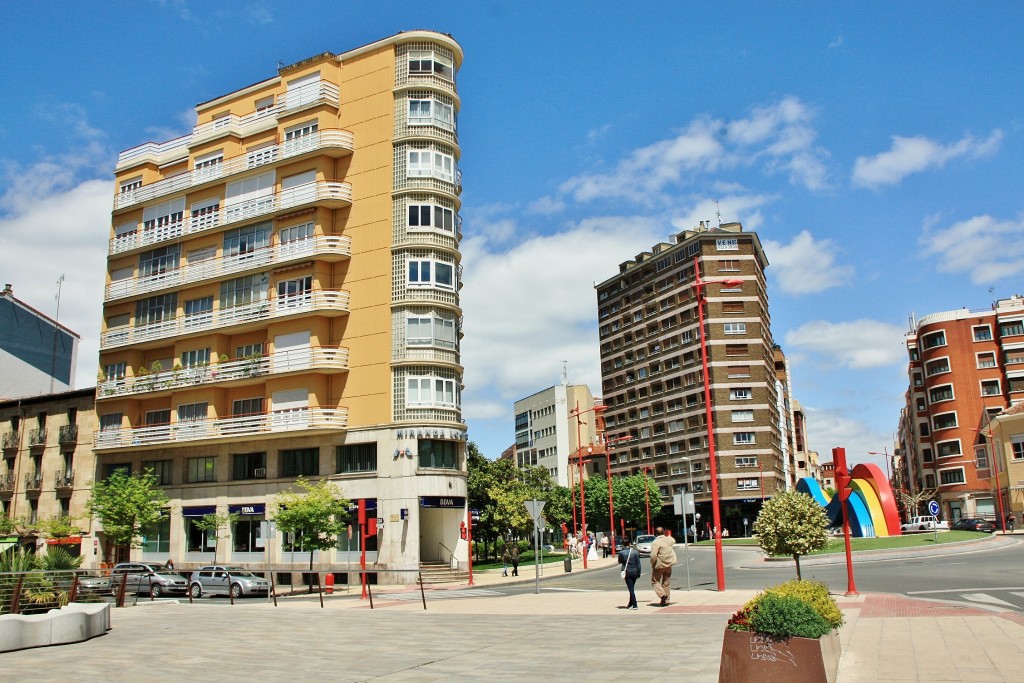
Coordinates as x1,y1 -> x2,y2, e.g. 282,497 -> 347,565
542,587 -> 603,593
377,589 -> 504,601
1012,592 -> 1024,599
907,586 -> 1024,595
960,593 -> 1018,607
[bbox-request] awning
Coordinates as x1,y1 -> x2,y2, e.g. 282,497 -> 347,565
182,506 -> 218,517
45,535 -> 83,546
228,503 -> 265,515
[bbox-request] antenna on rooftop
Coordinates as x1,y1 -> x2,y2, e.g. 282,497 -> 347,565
561,361 -> 568,386
49,274 -> 65,394
715,200 -> 722,227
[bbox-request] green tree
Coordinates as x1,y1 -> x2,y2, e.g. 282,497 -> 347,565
753,490 -> 830,579
192,512 -> 240,562
87,470 -> 169,563
0,515 -> 19,536
272,477 -> 350,572
35,515 -> 85,539
579,473 -> 660,534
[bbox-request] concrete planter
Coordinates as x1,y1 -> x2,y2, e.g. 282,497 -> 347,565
719,628 -> 841,683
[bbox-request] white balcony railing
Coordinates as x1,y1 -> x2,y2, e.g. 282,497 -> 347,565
105,236 -> 352,301
116,82 -> 341,169
93,407 -> 348,450
110,180 -> 352,255
97,346 -> 349,398
100,290 -> 350,349
114,129 -> 354,210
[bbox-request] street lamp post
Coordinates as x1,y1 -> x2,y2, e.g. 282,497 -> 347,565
868,448 -> 893,488
569,401 -> 607,569
693,256 -> 742,592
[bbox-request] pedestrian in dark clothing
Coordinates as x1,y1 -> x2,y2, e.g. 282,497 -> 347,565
618,539 -> 642,609
510,545 -> 520,576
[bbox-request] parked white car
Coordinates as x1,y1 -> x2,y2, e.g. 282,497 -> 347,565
900,516 -> 949,532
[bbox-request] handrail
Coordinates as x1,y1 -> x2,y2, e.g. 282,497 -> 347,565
438,541 -> 455,569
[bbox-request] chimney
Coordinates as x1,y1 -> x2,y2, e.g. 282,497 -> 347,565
1,283 -> 11,296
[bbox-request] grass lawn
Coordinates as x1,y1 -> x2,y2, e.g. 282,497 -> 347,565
692,530 -> 993,555
471,550 -> 573,571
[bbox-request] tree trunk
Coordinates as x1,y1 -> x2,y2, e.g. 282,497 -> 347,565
794,554 -> 803,580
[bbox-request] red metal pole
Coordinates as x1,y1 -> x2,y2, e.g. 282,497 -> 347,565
833,447 -> 859,596
695,256 -> 726,592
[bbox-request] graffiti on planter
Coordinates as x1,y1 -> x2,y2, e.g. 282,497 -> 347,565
747,636 -> 797,667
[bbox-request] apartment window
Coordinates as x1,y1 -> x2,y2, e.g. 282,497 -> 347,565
972,325 -> 993,341
939,468 -> 965,486
916,398 -> 927,412
142,197 -> 185,233
418,439 -> 457,469
184,296 -> 213,326
284,120 -> 317,141
722,301 -> 745,314
408,50 -> 454,80
924,357 -> 950,376
723,322 -> 747,335
103,362 -> 127,380
144,460 -> 174,485
142,514 -> 170,553
732,410 -> 754,423
407,376 -> 459,408
120,177 -> 142,195
928,385 -> 954,404
932,412 -> 958,431
719,260 -> 740,272
236,343 -> 264,359
408,98 -> 454,130
281,448 -> 319,477
922,330 -> 947,349
145,409 -> 171,426
255,96 -> 275,112
716,238 -> 739,251
408,203 -> 455,233
223,222 -> 272,257
733,432 -> 756,445
924,474 -> 936,488
1011,435 -> 1024,461
282,121 -> 318,153
729,388 -> 752,401
225,171 -> 274,214
187,456 -> 216,483
193,150 -> 223,179
407,258 -> 455,290
135,293 -> 177,326
279,222 -> 315,245
407,314 -> 457,348
138,245 -> 180,278
232,398 -> 265,417
736,456 -> 758,468
220,273 -> 268,308
277,275 -> 313,304
975,445 -> 989,470
999,320 -> 1024,337
99,413 -> 122,432
919,422 -> 930,437
336,444 -> 377,474
232,452 -> 266,480
737,478 -> 759,490
980,379 -> 1001,396
104,463 -> 131,479
936,440 -> 961,458
977,352 -> 997,369
922,447 -> 933,463
727,365 -> 751,378
725,344 -> 748,357
408,149 -> 454,182
912,373 -> 923,387
178,402 -> 207,423
180,348 -> 210,368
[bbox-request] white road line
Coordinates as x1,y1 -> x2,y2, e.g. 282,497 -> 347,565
961,593 -> 1018,607
907,586 -> 1024,595
541,587 -> 603,593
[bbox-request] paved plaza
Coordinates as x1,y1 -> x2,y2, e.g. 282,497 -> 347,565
4,548 -> 1024,682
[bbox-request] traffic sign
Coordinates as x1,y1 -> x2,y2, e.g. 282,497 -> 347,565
928,500 -> 940,516
523,499 -> 546,520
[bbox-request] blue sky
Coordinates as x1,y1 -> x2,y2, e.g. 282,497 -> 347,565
1,2 -> 1022,471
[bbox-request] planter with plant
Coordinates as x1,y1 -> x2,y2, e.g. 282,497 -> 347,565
720,579 -> 844,683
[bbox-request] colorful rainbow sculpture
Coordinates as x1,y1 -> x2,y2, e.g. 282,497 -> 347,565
796,463 -> 902,537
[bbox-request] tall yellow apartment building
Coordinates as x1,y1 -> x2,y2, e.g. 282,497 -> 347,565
95,31 -> 467,576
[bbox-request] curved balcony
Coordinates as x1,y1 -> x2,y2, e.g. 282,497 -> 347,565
110,180 -> 353,256
93,407 -> 349,451
105,236 -> 352,301
100,290 -> 350,350
97,346 -> 350,399
114,129 -> 354,210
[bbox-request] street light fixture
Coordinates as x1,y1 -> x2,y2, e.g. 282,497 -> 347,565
569,401 -> 608,569
693,256 -> 742,592
868,448 -> 893,487
972,428 -> 1007,533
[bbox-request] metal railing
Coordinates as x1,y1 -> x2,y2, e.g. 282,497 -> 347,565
1,432 -> 18,450
58,424 -> 78,445
109,180 -> 352,255
23,473 -> 43,490
1,569 -> 114,615
100,290 -> 350,349
54,469 -> 75,489
28,429 -> 47,447
93,407 -> 349,449
0,474 -> 15,492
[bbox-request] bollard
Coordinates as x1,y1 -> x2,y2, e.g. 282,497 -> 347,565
563,556 -> 572,573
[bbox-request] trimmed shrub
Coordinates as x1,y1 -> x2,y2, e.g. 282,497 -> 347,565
748,579 -> 844,630
748,593 -> 833,640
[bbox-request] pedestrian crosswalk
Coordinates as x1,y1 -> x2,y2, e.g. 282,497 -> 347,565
908,588 -> 1024,612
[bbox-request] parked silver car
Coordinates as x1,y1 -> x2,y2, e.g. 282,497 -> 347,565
110,562 -> 188,597
188,566 -> 271,598
634,534 -> 656,557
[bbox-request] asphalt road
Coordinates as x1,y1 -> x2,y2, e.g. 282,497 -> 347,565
500,535 -> 1024,612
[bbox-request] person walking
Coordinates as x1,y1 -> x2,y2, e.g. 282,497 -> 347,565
510,544 -> 520,576
599,534 -> 610,558
649,526 -> 677,606
618,539 -> 642,609
501,546 -> 511,576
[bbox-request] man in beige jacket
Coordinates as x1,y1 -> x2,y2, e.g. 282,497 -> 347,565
649,526 -> 677,606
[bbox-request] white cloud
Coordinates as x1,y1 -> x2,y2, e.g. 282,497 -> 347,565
763,230 -> 854,295
527,195 -> 566,215
920,213 -> 1024,283
828,36 -> 844,50
784,319 -> 905,369
852,130 -> 1003,188
557,96 -> 830,206
801,406 -> 894,472
460,215 -> 663,412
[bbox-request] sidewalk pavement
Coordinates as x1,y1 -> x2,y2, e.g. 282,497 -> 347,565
2,546 -> 1022,682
